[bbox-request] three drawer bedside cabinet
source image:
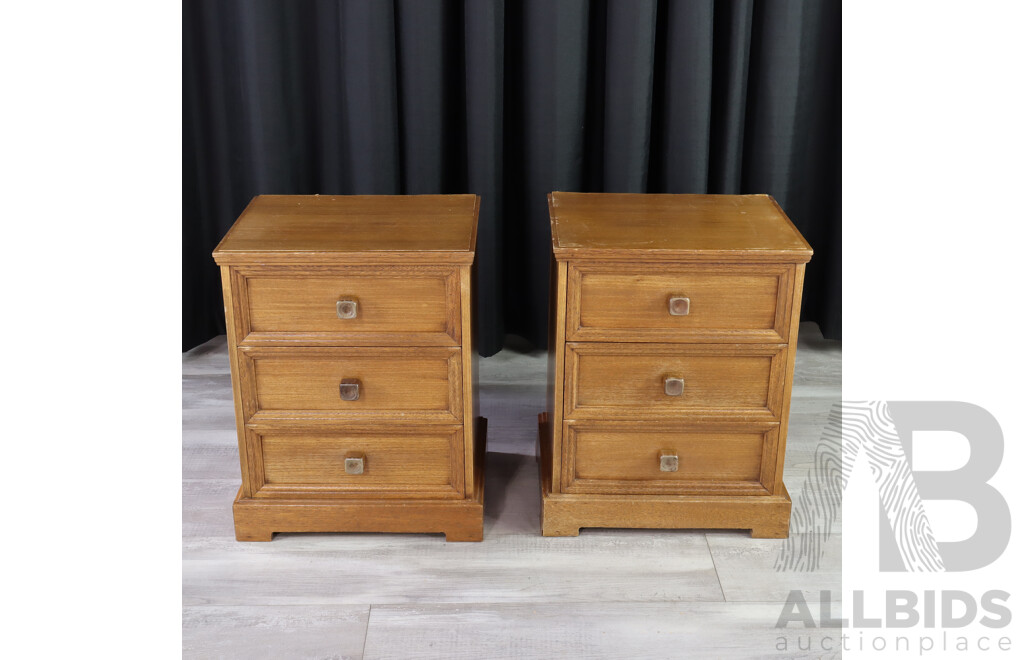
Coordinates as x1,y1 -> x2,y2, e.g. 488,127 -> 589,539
540,192 -> 812,538
213,194 -> 486,542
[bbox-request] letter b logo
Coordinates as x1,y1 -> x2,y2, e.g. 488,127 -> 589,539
882,402 -> 1010,571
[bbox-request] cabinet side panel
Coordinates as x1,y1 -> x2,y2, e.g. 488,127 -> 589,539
221,266 -> 254,497
460,264 -> 476,497
548,259 -> 569,492
773,263 -> 805,494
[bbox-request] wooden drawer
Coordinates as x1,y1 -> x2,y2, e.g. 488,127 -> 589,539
562,422 -> 778,495
251,427 -> 464,499
240,347 -> 462,423
566,263 -> 793,343
233,266 -> 461,346
564,343 -> 786,421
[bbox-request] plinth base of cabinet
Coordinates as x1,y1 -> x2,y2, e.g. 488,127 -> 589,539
233,418 -> 487,543
537,413 -> 791,538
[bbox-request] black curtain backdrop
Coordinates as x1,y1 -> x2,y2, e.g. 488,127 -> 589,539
184,0 -> 840,355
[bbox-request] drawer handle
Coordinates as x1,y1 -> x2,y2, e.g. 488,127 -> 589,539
336,299 -> 359,319
345,453 -> 365,475
663,376 -> 684,397
668,296 -> 690,316
339,379 -> 361,401
659,451 -> 679,472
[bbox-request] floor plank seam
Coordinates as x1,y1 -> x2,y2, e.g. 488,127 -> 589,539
182,600 -> 812,606
182,329 -> 841,657
360,604 -> 372,659
703,533 -> 728,602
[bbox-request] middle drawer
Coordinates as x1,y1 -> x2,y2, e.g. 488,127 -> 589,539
564,342 -> 786,421
239,346 -> 463,423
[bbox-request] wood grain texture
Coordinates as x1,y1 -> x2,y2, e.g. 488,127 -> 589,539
239,346 -> 462,423
258,428 -> 463,498
564,342 -> 786,421
563,422 -> 777,496
183,328 -> 841,656
214,194 -> 482,542
548,192 -> 812,262
186,531 -> 724,607
220,267 -> 253,498
361,602 -> 840,660
545,192 -> 810,537
189,485 -> 723,604
234,485 -> 485,543
238,265 -> 460,346
540,415 -> 791,537
772,263 -> 806,495
706,531 -> 842,602
547,259 -> 568,493
213,194 -> 479,265
567,262 -> 791,343
183,605 -> 369,660
233,418 -> 485,541
459,264 -> 477,496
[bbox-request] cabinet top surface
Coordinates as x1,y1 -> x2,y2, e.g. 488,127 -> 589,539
548,193 -> 812,262
213,194 -> 479,264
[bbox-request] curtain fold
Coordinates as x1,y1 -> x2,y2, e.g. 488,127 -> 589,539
184,0 -> 841,354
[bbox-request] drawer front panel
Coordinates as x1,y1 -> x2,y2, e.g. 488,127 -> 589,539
242,347 -> 462,422
253,427 -> 464,498
237,266 -> 460,345
567,263 -> 791,343
563,422 -> 776,495
564,343 -> 785,421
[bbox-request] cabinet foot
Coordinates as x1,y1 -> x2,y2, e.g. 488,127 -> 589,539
542,526 -> 580,537
235,525 -> 274,542
750,522 -> 790,539
444,527 -> 484,542
229,419 -> 487,542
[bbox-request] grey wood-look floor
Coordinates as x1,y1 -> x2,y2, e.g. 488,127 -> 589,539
183,323 -> 842,659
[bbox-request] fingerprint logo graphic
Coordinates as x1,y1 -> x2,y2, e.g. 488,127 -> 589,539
774,403 -> 843,571
777,401 -> 945,572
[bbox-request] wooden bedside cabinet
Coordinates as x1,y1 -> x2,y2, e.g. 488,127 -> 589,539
213,194 -> 485,542
540,192 -> 812,538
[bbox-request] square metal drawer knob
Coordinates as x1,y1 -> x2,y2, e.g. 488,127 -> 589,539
663,376 -> 684,397
659,451 -> 679,472
345,455 -> 365,475
339,379 -> 361,401
336,299 -> 359,319
668,296 -> 690,316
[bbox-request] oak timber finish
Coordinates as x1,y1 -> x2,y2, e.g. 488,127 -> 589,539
564,342 -> 786,421
563,422 -> 778,496
214,194 -> 484,541
548,192 -> 811,262
241,346 -> 462,422
240,265 -> 461,345
542,193 -> 811,538
214,194 -> 478,264
567,263 -> 791,343
257,427 -> 464,499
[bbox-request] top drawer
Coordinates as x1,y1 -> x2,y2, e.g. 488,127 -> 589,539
230,266 -> 461,346
566,263 -> 793,343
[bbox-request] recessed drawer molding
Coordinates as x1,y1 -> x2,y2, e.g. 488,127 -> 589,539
236,266 -> 462,346
214,194 -> 485,542
567,263 -> 793,343
564,342 -> 787,421
255,427 -> 465,499
562,422 -> 778,496
240,346 -> 463,422
542,192 -> 812,538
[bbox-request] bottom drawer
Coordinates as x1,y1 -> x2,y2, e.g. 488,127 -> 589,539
250,427 -> 465,499
562,422 -> 778,495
